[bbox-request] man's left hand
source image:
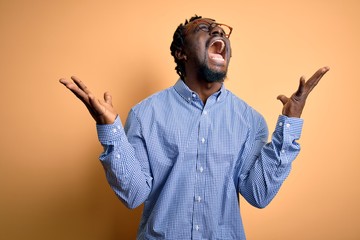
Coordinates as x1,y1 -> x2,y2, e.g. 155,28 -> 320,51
277,66 -> 330,118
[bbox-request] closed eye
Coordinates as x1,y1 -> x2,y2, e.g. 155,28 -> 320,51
197,23 -> 210,32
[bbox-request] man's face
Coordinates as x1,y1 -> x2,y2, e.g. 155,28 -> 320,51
182,18 -> 232,83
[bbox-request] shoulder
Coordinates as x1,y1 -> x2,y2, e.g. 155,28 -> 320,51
223,89 -> 268,135
226,90 -> 264,121
225,90 -> 268,140
130,85 -> 175,115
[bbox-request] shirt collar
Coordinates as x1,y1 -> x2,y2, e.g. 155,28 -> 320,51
173,79 -> 226,103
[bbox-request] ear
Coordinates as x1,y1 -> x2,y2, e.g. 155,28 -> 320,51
175,49 -> 187,61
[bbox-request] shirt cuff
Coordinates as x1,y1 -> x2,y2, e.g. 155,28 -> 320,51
275,115 -> 304,139
96,115 -> 125,143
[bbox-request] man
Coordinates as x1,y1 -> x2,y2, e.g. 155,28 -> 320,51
60,15 -> 329,239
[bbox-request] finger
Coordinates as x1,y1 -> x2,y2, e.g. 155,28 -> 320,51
59,78 -> 77,88
305,66 -> 330,92
104,92 -> 113,107
71,76 -> 92,94
59,77 -> 87,96
295,77 -> 306,97
59,78 -> 69,85
59,77 -> 91,106
277,95 -> 289,105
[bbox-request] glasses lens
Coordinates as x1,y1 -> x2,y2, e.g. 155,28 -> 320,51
218,24 -> 231,38
186,20 -> 232,38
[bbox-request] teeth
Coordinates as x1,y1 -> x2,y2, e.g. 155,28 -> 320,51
219,41 -> 225,53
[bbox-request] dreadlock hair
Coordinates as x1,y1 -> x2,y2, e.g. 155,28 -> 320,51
170,15 -> 202,80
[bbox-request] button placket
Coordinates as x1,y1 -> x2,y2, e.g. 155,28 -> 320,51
192,107 -> 209,238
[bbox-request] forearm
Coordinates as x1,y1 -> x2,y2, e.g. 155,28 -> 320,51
240,115 -> 303,208
97,115 -> 152,209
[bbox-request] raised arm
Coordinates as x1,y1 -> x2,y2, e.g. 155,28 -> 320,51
59,76 -> 117,124
277,66 -> 330,118
59,76 -> 152,208
239,66 -> 330,208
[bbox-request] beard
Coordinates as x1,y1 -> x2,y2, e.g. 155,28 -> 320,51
198,63 -> 227,83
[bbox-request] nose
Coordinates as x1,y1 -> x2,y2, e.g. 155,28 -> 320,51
210,25 -> 225,37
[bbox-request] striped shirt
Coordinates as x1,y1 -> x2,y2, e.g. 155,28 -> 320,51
97,79 -> 303,239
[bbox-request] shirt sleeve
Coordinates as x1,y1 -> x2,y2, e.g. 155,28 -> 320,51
238,115 -> 303,208
96,113 -> 152,209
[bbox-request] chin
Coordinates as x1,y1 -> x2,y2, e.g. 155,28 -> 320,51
200,64 -> 227,83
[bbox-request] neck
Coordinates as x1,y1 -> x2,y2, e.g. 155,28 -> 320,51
183,76 -> 222,103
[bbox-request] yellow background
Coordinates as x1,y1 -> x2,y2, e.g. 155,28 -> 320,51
1,0 -> 359,239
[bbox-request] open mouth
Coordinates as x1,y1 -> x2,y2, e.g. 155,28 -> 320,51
208,39 -> 226,63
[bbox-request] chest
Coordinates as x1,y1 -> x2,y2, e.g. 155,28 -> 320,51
142,104 -> 250,165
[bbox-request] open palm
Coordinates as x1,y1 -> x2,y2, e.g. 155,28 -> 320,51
277,66 -> 330,118
59,76 -> 117,124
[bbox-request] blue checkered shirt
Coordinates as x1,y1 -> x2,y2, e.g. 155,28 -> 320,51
97,79 -> 303,239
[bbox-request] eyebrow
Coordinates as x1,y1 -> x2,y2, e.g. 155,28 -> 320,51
192,18 -> 216,24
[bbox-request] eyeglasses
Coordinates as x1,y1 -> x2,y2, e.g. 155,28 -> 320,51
184,19 -> 233,38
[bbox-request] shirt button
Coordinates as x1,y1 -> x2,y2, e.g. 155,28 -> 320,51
203,110 -> 208,115
195,225 -> 200,231
116,154 -> 120,159
195,196 -> 201,202
286,123 -> 291,128
201,138 -> 205,143
199,166 -> 204,173
281,149 -> 285,154
112,128 -> 117,133
279,122 -> 283,127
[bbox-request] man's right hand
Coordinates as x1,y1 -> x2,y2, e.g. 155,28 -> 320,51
59,76 -> 117,124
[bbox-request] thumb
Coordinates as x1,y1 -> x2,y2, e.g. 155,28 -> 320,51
277,95 -> 289,105
104,91 -> 113,106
